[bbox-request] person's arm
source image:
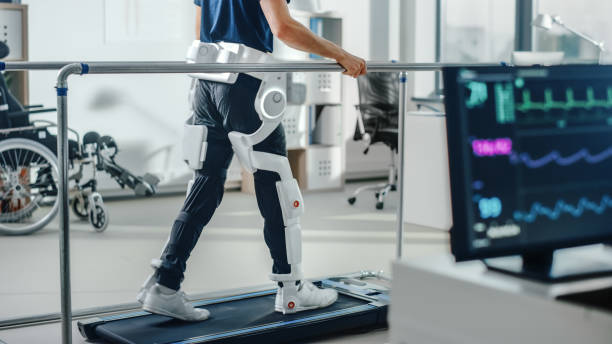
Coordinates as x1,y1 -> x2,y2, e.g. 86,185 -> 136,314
260,0 -> 366,78
195,5 -> 201,39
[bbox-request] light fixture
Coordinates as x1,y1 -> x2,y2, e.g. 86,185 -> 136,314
532,14 -> 606,64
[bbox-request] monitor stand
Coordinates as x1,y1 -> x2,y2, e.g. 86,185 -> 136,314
483,246 -> 612,283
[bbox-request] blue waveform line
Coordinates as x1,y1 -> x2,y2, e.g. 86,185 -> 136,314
509,146 -> 612,168
514,195 -> 612,223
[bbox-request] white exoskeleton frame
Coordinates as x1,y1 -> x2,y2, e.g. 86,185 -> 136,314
184,41 -> 305,281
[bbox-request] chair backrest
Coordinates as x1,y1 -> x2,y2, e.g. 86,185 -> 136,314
0,41 -> 8,59
354,72 -> 400,150
357,72 -> 399,114
0,72 -> 27,128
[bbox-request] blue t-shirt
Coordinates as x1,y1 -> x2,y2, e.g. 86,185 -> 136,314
194,0 -> 289,53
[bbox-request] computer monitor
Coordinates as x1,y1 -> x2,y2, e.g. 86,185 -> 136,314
443,65 -> 612,282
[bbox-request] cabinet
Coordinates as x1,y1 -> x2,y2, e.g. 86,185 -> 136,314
274,10 -> 344,191
0,3 -> 28,105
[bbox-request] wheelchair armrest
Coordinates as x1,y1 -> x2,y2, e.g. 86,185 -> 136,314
8,108 -> 57,117
22,104 -> 44,109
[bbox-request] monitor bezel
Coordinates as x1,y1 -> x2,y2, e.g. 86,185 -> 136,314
443,65 -> 612,262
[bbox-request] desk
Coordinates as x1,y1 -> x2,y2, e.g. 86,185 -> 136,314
389,247 -> 612,344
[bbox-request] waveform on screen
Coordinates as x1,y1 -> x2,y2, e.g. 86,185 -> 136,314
514,195 -> 612,223
470,137 -> 612,168
516,87 -> 612,113
509,147 -> 612,168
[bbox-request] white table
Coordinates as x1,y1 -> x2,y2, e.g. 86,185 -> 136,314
390,247 -> 612,344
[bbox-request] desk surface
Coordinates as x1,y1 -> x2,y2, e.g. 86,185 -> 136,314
391,247 -> 612,344
398,244 -> 612,300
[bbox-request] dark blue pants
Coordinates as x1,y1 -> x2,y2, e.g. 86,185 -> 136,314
157,75 -> 291,290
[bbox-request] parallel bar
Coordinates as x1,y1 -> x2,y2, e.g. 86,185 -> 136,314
2,62 -> 79,70
396,72 -> 408,259
56,63 -> 83,344
57,91 -> 71,344
3,61 -> 496,72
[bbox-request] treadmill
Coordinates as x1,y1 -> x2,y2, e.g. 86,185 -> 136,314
78,273 -> 389,344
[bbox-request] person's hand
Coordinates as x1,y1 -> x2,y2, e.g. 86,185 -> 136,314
337,51 -> 367,78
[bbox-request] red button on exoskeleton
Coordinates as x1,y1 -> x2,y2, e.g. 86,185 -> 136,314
293,201 -> 300,208
288,301 -> 295,309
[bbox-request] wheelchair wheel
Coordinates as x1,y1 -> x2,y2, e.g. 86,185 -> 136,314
0,138 -> 59,235
88,192 -> 108,232
71,194 -> 89,220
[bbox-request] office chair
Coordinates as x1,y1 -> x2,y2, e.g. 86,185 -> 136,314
348,72 -> 399,210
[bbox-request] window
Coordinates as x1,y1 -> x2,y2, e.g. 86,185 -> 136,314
442,0 -> 516,63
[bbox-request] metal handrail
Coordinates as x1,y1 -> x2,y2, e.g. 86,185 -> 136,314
3,60 -> 490,72
0,60 -> 485,343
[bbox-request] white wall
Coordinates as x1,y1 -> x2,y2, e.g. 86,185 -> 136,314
23,0 -> 196,189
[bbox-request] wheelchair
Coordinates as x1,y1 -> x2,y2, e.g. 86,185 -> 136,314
0,46 -> 159,235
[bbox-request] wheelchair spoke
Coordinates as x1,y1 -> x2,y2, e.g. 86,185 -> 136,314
22,149 -> 32,168
1,151 -> 11,170
13,149 -> 19,169
16,148 -> 22,167
0,139 -> 59,235
0,151 -> 9,169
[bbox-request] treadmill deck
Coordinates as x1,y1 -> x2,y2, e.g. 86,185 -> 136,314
79,277 -> 389,344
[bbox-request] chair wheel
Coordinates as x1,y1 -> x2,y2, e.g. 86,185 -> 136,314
348,197 -> 356,205
390,185 -> 397,192
376,202 -> 384,210
375,192 -> 380,198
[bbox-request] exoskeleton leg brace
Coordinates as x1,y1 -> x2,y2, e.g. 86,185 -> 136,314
186,41 -> 305,282
227,71 -> 305,282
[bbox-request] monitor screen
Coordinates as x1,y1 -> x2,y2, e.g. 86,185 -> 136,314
443,65 -> 612,261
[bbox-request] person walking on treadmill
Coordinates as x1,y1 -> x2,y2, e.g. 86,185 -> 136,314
140,0 -> 367,321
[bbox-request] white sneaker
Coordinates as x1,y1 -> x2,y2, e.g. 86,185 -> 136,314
136,274 -> 156,304
142,284 -> 210,322
136,259 -> 162,304
275,281 -> 338,314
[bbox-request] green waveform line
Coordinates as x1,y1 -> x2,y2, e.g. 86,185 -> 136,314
517,87 -> 612,112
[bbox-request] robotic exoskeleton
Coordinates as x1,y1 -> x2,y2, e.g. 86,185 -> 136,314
139,41 -> 306,314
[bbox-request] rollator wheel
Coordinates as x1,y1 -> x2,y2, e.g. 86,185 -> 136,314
88,193 -> 109,233
348,197 -> 356,205
71,195 -> 89,220
0,139 -> 59,235
376,202 -> 384,210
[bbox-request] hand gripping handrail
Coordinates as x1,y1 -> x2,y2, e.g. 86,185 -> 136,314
0,60 -> 495,343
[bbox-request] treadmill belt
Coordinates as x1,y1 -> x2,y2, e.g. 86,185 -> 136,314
91,291 -> 377,344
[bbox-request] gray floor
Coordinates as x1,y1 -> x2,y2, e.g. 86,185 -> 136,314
0,182 -> 448,343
